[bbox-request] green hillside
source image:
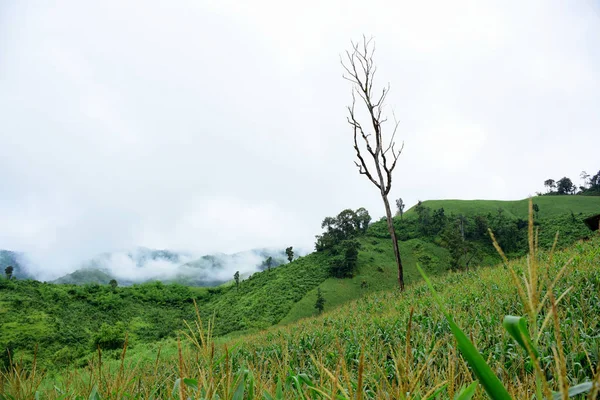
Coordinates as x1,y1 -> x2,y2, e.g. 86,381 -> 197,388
279,237 -> 449,324
404,195 -> 600,219
53,268 -> 115,285
7,233 -> 599,398
1,196 -> 598,378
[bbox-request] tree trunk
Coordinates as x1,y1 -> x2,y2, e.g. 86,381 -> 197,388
382,194 -> 404,290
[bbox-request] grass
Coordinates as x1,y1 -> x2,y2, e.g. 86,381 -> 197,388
1,196 -> 598,381
404,196 -> 600,220
3,221 -> 599,398
279,238 -> 450,324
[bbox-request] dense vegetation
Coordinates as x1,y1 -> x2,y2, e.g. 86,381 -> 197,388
2,229 -> 599,398
541,169 -> 600,196
1,196 -> 599,398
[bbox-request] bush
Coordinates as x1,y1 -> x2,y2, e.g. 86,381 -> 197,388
328,240 -> 361,278
91,322 -> 127,351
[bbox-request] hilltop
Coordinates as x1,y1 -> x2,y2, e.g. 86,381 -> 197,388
403,196 -> 600,219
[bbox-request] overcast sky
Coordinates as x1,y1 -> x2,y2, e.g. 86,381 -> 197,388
1,1 -> 599,277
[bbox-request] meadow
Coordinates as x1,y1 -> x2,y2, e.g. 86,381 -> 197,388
2,214 -> 599,398
1,197 -> 599,399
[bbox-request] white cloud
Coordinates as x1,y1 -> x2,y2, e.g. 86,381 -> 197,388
0,0 -> 599,275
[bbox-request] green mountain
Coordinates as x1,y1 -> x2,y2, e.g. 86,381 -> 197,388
52,268 -> 116,285
1,196 -> 598,373
404,195 -> 600,219
49,247 -> 288,286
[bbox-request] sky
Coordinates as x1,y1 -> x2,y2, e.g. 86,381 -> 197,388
1,1 -> 599,278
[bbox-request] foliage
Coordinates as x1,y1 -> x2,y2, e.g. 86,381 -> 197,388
314,288 -> 325,314
4,266 -> 13,280
328,239 -> 361,278
314,208 -> 371,251
395,198 -> 405,218
556,177 -> 576,195
543,169 -> 600,196
3,236 -> 599,398
285,247 -> 293,263
0,196 -> 597,395
419,199 -> 600,399
91,322 -> 126,351
234,271 -> 240,288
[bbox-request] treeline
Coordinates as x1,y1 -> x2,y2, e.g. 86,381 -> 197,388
367,201 -> 593,272
541,169 -> 600,196
314,208 -> 371,278
0,279 -> 200,370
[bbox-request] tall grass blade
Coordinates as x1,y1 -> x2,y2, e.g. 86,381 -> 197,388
502,316 -> 539,359
454,382 -> 478,400
551,381 -> 593,399
417,263 -> 512,400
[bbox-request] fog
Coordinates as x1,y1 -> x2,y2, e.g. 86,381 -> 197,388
1,1 -> 599,275
15,246 -> 308,284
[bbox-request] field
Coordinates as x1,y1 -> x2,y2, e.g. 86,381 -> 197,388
404,196 -> 600,220
1,197 -> 600,399
2,231 -> 599,398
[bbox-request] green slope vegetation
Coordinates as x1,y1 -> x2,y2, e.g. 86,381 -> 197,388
404,195 -> 600,219
1,196 -> 598,376
53,268 -> 115,285
7,234 -> 599,398
280,237 -> 449,324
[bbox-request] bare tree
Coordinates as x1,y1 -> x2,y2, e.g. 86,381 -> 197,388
342,37 -> 405,290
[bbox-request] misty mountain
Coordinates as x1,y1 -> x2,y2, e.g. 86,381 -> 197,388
0,250 -> 33,279
53,268 -> 116,285
49,247 -> 291,286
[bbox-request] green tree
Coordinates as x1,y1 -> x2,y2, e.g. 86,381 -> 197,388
4,266 -> 13,280
532,203 -> 540,219
285,247 -> 294,263
109,279 -> 118,289
234,271 -> 240,289
315,208 -> 371,251
431,207 -> 447,235
442,220 -> 478,271
579,169 -> 600,195
265,256 -> 273,271
415,201 -> 433,236
556,177 -> 575,195
315,288 -> 325,314
395,198 -> 405,219
544,179 -> 556,193
328,239 -> 361,278
354,207 -> 372,233
91,322 -> 126,351
342,37 -> 406,290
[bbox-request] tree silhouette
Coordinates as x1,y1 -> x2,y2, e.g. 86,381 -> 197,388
342,37 -> 405,290
285,247 -> 294,263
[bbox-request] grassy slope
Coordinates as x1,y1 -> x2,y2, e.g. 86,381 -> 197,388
2,196 -> 598,373
405,195 -> 600,219
279,237 -> 449,324
30,235 -> 600,399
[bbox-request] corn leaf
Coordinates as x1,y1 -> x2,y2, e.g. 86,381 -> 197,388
417,263 -> 513,400
503,315 -> 539,359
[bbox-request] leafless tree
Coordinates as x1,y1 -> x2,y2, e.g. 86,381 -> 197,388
342,37 -> 405,290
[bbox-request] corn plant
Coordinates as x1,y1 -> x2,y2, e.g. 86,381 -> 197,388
418,198 -> 600,399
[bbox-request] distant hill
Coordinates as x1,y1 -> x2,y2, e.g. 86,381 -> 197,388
2,196 -> 598,373
51,247 -> 289,286
53,268 -> 115,285
404,196 -> 600,219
